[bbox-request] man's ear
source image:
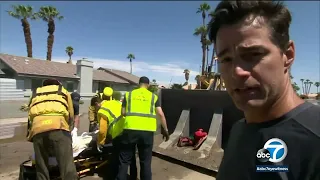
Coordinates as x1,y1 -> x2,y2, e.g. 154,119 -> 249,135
284,40 -> 295,71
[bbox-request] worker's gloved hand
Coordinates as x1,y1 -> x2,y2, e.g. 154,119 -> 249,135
161,128 -> 170,142
97,144 -> 103,153
71,127 -> 78,138
89,122 -> 98,132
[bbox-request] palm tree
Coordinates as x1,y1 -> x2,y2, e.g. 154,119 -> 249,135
195,3 -> 211,75
304,79 -> 310,95
307,81 -> 313,95
196,2 -> 211,28
314,82 -> 320,93
183,69 -> 190,84
208,11 -> 218,73
152,79 -> 156,83
300,79 -> 305,94
193,25 -> 208,75
7,5 -> 37,58
35,6 -> 64,61
205,39 -> 212,72
127,54 -> 135,74
65,46 -> 74,64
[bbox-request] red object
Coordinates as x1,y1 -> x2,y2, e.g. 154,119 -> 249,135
194,129 -> 207,142
177,137 -> 194,147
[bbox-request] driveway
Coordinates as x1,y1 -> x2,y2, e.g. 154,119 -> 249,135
0,114 -> 214,180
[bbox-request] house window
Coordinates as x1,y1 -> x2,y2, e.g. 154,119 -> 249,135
66,81 -> 74,92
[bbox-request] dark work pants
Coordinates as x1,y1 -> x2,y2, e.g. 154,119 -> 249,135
106,136 -> 137,180
32,130 -> 78,180
116,129 -> 154,180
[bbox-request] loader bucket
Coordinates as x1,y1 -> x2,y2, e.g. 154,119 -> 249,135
153,89 -> 244,172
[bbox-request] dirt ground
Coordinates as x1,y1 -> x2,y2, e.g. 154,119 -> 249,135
0,114 -> 215,180
0,141 -> 214,180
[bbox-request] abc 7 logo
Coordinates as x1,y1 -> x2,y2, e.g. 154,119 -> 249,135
256,138 -> 288,163
256,149 -> 271,162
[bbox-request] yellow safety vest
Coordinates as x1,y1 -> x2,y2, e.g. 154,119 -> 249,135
124,88 -> 157,132
29,84 -> 69,119
28,85 -> 71,139
98,100 -> 124,139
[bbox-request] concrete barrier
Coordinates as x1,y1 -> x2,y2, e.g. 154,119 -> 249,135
153,89 -> 244,172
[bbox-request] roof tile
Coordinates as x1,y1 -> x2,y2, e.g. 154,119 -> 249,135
98,68 -> 140,84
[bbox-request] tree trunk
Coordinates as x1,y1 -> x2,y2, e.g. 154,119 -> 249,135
201,42 -> 206,75
301,82 -> 304,94
304,83 -> 308,95
46,19 -> 55,61
68,55 -> 72,64
308,83 -> 312,95
206,46 -> 209,73
185,73 -> 189,82
202,11 -> 205,26
317,87 -> 319,93
209,49 -> 215,73
21,18 -> 33,58
130,59 -> 132,74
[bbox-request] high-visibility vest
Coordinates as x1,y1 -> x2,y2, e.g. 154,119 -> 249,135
98,100 -> 125,139
124,88 -> 157,132
28,85 -> 71,135
29,84 -> 69,119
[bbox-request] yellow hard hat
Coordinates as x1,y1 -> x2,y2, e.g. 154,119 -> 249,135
103,87 -> 113,97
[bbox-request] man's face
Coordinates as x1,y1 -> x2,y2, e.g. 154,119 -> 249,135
215,17 -> 294,111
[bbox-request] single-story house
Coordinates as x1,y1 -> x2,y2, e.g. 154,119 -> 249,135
0,53 -> 140,100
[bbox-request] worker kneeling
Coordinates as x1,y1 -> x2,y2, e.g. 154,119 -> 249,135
97,99 -> 137,180
88,87 -> 114,132
27,79 -> 78,180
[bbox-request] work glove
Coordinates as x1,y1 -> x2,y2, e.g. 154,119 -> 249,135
89,122 -> 98,132
161,128 -> 170,142
71,127 -> 78,138
97,144 -> 103,153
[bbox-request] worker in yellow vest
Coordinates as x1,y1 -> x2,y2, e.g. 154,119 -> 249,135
96,98 -> 137,180
88,87 -> 113,132
116,76 -> 170,180
27,78 -> 78,180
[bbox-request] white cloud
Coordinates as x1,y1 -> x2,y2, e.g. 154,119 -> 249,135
52,56 -> 199,78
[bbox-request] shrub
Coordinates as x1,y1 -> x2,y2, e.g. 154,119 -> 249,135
19,104 -> 29,112
316,93 -> 320,100
79,100 -> 84,104
300,94 -> 308,99
148,86 -> 158,93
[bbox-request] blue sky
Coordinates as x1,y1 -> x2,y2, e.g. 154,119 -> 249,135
0,1 -> 319,92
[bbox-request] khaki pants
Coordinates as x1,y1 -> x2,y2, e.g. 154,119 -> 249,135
33,130 -> 78,180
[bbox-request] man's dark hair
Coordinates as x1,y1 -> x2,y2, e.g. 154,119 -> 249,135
208,0 -> 292,52
139,76 -> 150,85
91,96 -> 102,106
42,78 -> 61,86
71,92 -> 80,102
